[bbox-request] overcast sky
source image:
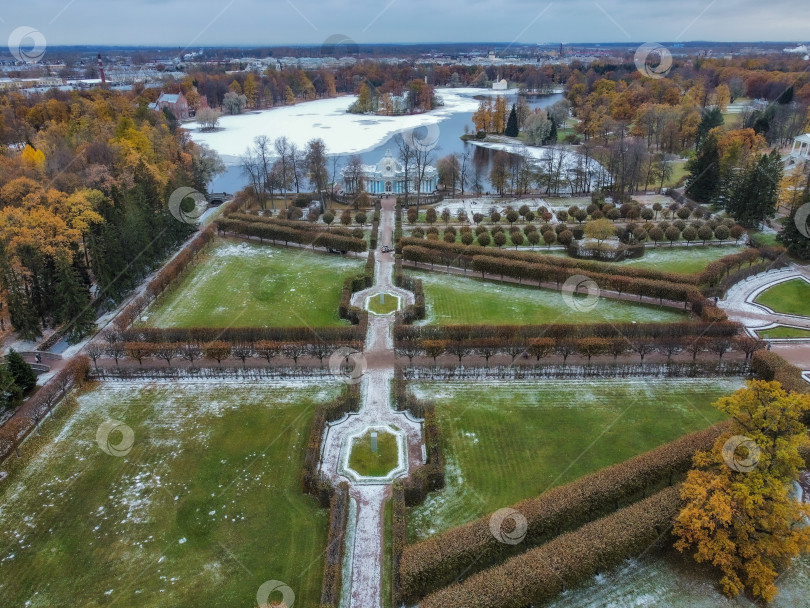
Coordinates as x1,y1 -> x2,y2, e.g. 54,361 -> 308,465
1,0 -> 808,48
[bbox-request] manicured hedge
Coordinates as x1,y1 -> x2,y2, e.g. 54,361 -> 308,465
118,324 -> 367,345
393,256 -> 425,323
302,385 -> 361,506
399,422 -> 728,601
751,350 -> 808,396
226,211 -> 356,237
401,237 -> 699,285
217,218 -> 367,253
395,321 -> 741,345
391,481 -> 408,607
419,486 -> 682,608
320,482 -> 350,607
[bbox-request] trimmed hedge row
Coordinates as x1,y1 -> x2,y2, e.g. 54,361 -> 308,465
339,251 -> 376,323
115,225 -> 216,330
302,385 -> 361,507
418,486 -> 682,608
226,211 -> 357,237
320,482 -> 350,607
391,370 -> 445,504
399,422 -> 728,601
400,237 -> 699,285
118,324 -> 367,345
0,356 -> 91,463
395,321 -> 742,344
217,218 -> 367,253
393,256 -> 425,323
699,246 -> 785,289
370,219 -> 380,250
751,350 -> 809,396
399,237 -> 784,292
391,481 -> 408,607
463,251 -> 702,307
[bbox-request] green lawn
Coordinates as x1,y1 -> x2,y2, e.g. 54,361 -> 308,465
617,245 -> 744,275
406,378 -> 742,541
411,269 -> 687,325
348,431 -> 399,477
0,381 -> 340,608
755,278 -> 810,317
367,293 -> 400,315
757,325 -> 810,339
749,230 -> 780,247
140,239 -> 364,328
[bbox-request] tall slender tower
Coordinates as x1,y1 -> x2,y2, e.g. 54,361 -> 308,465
97,53 -> 106,86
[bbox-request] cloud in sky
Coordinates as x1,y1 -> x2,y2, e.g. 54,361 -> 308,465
1,0 -> 808,47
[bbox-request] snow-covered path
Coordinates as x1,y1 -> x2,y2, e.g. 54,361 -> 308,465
319,197 -> 424,608
720,265 -> 810,335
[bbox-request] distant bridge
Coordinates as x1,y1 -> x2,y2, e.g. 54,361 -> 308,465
17,351 -> 62,375
206,192 -> 231,205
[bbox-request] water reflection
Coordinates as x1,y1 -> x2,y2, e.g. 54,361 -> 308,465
209,90 -> 563,195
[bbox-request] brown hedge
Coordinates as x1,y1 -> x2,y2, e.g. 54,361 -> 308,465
750,350 -> 808,394
320,482 -> 350,607
395,321 -> 741,345
302,385 -> 361,506
399,422 -> 728,601
418,486 -> 682,608
391,481 -> 408,606
217,218 -> 367,253
118,325 -> 366,345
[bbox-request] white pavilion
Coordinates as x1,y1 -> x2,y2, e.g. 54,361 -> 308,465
342,150 -> 438,196
788,133 -> 810,164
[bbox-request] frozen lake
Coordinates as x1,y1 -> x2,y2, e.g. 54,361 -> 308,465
183,87 -> 564,194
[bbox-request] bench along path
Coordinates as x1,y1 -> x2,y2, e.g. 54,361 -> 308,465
319,197 -> 424,608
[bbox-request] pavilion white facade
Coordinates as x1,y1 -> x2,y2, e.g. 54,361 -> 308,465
342,150 -> 438,195
788,133 -> 810,164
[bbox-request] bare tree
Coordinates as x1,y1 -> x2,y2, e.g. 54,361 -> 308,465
289,142 -> 304,194
413,141 -> 437,209
306,138 -> 329,206
459,149 -> 470,195
395,134 -> 414,206
343,155 -> 366,206
274,136 -> 292,207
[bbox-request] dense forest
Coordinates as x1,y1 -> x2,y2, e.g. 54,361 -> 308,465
0,88 -> 223,342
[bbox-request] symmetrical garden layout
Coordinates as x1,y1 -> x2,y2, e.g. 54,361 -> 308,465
3,193 -> 810,608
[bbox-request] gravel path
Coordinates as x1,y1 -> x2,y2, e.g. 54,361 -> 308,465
319,196 -> 424,608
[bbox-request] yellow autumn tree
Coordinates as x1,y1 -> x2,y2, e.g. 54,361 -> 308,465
21,144 -> 45,170
674,380 -> 810,602
779,164 -> 810,210
243,74 -> 258,108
